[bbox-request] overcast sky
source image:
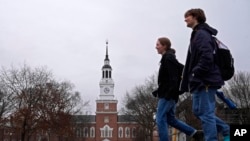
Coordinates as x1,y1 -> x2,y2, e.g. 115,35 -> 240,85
1,0 -> 249,114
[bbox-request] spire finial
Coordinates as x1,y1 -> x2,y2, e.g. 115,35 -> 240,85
106,39 -> 108,56
105,39 -> 109,61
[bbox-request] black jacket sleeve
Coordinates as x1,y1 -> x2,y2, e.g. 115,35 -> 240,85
157,53 -> 179,101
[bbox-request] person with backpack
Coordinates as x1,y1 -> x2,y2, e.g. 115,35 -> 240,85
180,8 -> 230,141
152,37 -> 204,141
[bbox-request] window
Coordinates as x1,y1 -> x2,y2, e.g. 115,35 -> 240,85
83,127 -> 88,137
100,125 -> 113,138
90,127 -> 95,138
132,127 -> 136,138
104,116 -> 109,123
139,127 -> 144,136
125,127 -> 130,138
118,127 -> 123,138
105,71 -> 108,78
104,103 -> 109,110
105,126 -> 109,137
76,128 -> 81,137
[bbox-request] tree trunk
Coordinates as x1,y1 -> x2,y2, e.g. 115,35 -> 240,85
21,118 -> 27,141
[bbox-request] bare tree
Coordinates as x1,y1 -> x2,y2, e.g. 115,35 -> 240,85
176,93 -> 202,129
0,89 -> 13,127
122,74 -> 158,141
0,65 -> 52,141
0,64 -> 84,141
223,71 -> 250,124
37,81 -> 83,140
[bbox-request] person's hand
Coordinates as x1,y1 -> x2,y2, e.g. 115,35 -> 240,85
152,89 -> 158,97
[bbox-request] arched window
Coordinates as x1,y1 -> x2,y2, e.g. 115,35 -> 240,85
109,71 -> 111,78
105,126 -> 109,137
90,127 -> 95,137
132,127 -> 136,138
100,125 -> 113,138
83,127 -> 88,137
76,128 -> 81,137
105,71 -> 108,78
125,127 -> 130,138
118,127 -> 123,138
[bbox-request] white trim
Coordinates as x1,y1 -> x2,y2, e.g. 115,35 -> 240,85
96,111 -> 118,114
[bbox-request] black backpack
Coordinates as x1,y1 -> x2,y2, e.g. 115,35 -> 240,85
213,37 -> 235,81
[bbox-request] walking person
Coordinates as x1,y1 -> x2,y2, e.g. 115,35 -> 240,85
180,8 -> 230,141
152,37 -> 203,141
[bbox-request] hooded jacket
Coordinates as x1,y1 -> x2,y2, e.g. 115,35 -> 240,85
157,49 -> 180,102
180,23 -> 224,92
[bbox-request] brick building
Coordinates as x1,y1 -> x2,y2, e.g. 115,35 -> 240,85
1,41 -> 159,141
72,41 -> 152,141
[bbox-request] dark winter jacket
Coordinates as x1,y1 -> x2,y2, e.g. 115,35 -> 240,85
157,49 -> 180,102
180,23 -> 224,93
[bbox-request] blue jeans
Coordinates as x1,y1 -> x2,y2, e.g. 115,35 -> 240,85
192,87 -> 230,141
156,98 -> 196,141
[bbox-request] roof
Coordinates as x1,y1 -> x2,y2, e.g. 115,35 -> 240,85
73,115 -> 96,123
102,64 -> 112,69
117,115 -> 137,122
72,115 -> 138,123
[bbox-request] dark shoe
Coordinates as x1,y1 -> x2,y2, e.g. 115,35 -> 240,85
193,130 -> 204,141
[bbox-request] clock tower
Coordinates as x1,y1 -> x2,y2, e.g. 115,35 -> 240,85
99,40 -> 115,100
96,40 -> 118,141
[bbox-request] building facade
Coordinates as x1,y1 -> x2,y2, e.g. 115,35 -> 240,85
73,41 -> 144,141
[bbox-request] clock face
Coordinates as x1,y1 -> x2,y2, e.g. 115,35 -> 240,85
104,87 -> 110,94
